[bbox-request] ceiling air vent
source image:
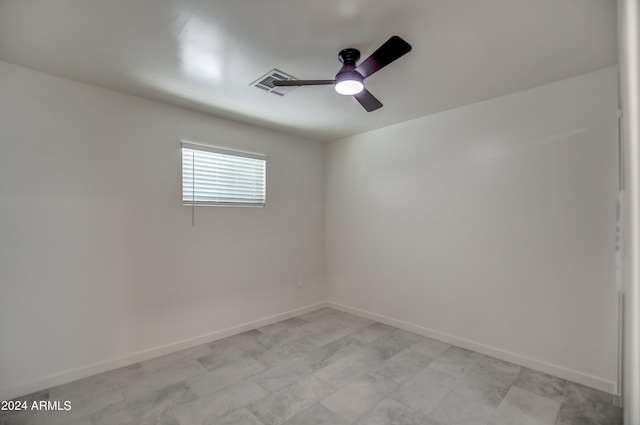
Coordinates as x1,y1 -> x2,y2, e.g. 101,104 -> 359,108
251,69 -> 298,96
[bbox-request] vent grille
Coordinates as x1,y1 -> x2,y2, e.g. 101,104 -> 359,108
251,69 -> 298,96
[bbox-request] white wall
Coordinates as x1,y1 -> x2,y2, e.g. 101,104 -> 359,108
326,67 -> 620,392
0,61 -> 326,400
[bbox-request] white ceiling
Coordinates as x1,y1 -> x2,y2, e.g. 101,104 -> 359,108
0,0 -> 617,142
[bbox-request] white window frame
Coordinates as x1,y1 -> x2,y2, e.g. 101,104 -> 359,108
181,142 -> 266,207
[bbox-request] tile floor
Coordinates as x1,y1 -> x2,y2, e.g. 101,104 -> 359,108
0,308 -> 623,425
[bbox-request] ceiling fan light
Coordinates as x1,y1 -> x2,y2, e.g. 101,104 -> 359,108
335,79 -> 364,95
335,71 -> 364,95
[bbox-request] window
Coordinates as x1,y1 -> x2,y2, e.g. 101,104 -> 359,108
181,142 -> 266,206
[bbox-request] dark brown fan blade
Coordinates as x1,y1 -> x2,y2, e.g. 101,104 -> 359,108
354,89 -> 383,112
355,36 -> 412,79
272,79 -> 335,86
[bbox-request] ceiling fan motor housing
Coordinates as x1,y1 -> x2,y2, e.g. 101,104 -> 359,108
338,48 -> 360,64
337,48 -> 361,75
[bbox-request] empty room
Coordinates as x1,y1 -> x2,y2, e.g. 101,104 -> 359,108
1,1 -> 639,424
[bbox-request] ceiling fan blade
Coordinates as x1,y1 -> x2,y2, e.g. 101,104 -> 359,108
355,36 -> 412,79
354,89 -> 383,112
272,79 -> 335,87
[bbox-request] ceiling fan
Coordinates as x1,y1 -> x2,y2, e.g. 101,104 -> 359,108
272,36 -> 412,112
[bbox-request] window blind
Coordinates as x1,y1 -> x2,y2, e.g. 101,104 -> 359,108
181,142 -> 266,206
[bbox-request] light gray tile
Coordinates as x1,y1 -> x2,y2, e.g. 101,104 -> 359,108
2,410 -> 93,425
475,356 -> 521,375
36,415 -> 93,425
451,356 -> 520,407
2,409 -> 36,425
216,408 -> 265,425
310,326 -> 363,348
389,366 -> 460,415
489,386 -> 559,425
91,382 -> 196,425
306,317 -> 372,347
556,382 -> 622,425
409,337 -> 451,358
555,407 -> 623,425
295,316 -> 346,343
373,347 -> 434,385
21,415 -> 90,425
258,327 -> 309,348
428,391 -> 496,425
187,357 -> 265,397
141,344 -> 212,373
11,314 -> 599,425
259,318 -> 307,335
561,381 -> 612,407
312,348 -> 384,389
65,416 -> 93,425
56,383 -> 124,422
252,357 -> 317,393
350,323 -> 397,344
293,335 -> 364,371
428,346 -> 482,377
365,330 -> 417,361
254,337 -> 317,368
283,404 -> 350,425
322,373 -> 397,423
198,339 -> 268,371
299,314 -> 342,331
171,380 -> 267,425
343,315 -> 377,331
120,359 -> 206,400
249,375 -> 335,425
389,329 -> 426,345
512,367 -> 566,403
353,398 -> 425,425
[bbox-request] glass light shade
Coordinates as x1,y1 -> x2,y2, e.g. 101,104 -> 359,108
335,79 -> 364,95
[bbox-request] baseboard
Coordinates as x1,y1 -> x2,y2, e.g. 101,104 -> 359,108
1,302 -> 328,401
326,301 -> 618,395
